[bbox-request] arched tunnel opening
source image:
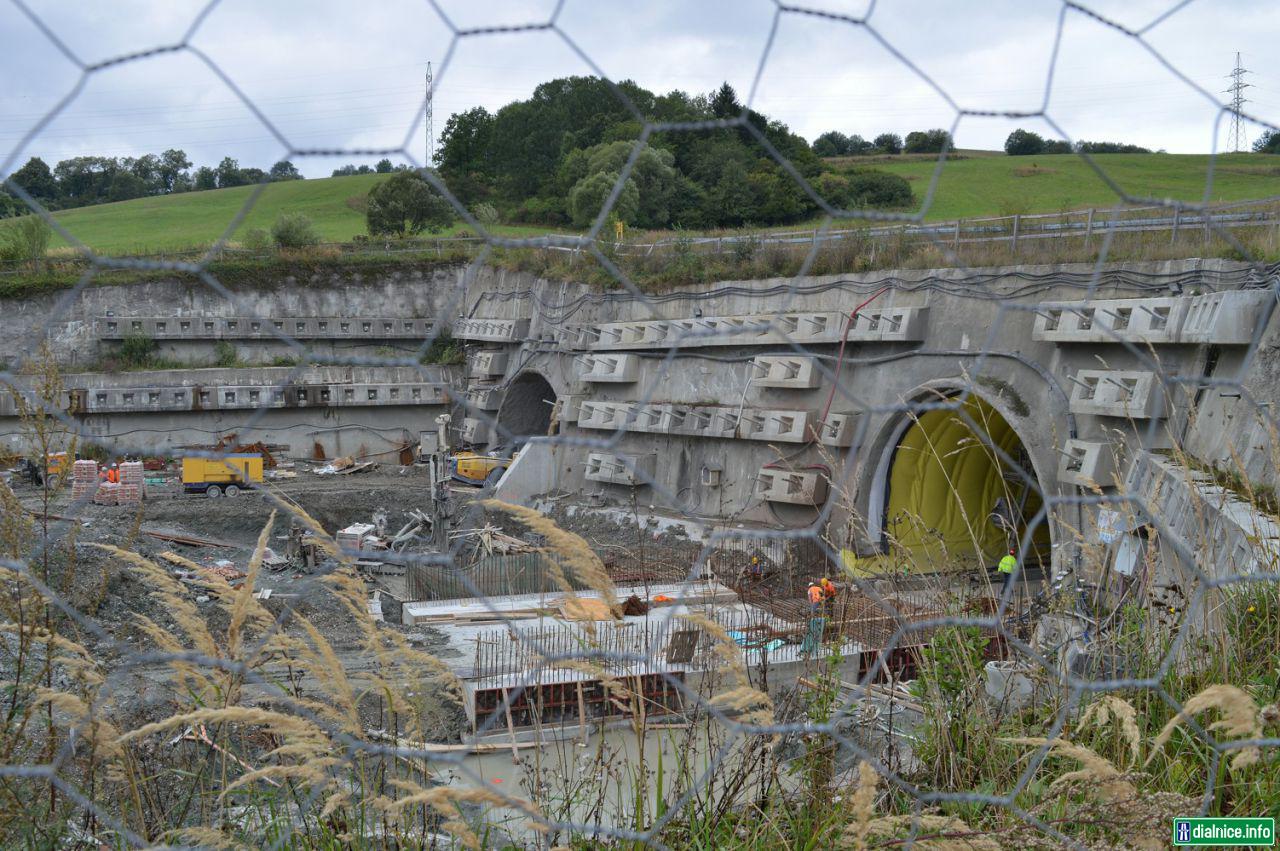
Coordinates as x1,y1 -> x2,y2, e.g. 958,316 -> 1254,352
860,393 -> 1051,574
495,372 -> 556,449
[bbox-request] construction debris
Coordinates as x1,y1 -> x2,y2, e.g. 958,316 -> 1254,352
449,525 -> 535,556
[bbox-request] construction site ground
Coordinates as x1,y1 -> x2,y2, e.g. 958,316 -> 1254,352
7,463 -> 1004,753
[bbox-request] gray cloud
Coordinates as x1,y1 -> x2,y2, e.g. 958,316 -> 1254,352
2,0 -> 1278,179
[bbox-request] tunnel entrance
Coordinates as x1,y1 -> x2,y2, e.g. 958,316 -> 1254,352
862,393 -> 1050,574
495,372 -> 556,448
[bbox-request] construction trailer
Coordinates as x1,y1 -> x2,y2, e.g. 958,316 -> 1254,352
181,454 -> 264,497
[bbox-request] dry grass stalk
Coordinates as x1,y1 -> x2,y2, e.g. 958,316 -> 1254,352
1004,736 -> 1135,801
841,759 -> 880,850
861,813 -> 1002,850
1148,684 -> 1265,770
382,778 -> 545,850
1079,694 -> 1142,766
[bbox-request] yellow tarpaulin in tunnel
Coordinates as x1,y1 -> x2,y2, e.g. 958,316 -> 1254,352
845,394 -> 1049,576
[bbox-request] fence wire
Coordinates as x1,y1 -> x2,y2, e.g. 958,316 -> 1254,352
2,1 -> 1280,849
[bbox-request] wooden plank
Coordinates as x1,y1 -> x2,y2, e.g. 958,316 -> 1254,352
142,530 -> 234,548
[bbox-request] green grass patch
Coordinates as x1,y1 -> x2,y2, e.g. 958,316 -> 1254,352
870,152 -> 1280,221
40,174 -> 556,255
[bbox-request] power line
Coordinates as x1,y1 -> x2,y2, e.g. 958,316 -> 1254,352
1225,51 -> 1250,152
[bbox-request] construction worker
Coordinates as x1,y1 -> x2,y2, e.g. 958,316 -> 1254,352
820,576 -> 838,601
998,548 -> 1018,593
802,581 -> 826,657
806,581 -> 824,613
748,556 -> 763,581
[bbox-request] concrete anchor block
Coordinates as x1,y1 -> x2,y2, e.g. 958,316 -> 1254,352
984,660 -> 1043,711
1058,439 -> 1120,488
818,412 -> 858,447
752,355 -> 821,389
584,451 -> 656,486
756,467 -> 828,505
1068,369 -> 1162,419
581,353 -> 640,383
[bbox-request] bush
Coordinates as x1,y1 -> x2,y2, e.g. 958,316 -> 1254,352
242,227 -> 271,251
212,340 -> 237,367
837,170 -> 914,209
1254,130 -> 1280,154
271,213 -> 320,249
473,202 -> 500,227
420,331 -> 464,365
118,333 -> 158,369
0,215 -> 52,270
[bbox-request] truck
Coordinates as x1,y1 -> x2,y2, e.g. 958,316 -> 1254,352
181,454 -> 264,498
18,452 -> 67,487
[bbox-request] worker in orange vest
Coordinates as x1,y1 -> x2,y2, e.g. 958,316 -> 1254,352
107,464 -> 119,484
806,581 -> 824,613
820,577 -> 838,600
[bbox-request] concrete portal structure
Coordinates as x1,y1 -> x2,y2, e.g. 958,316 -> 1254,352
5,258 -> 1278,592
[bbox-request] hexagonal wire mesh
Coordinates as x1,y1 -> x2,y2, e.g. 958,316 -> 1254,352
1,0 -> 1280,847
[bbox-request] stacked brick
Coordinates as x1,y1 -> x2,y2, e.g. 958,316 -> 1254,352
93,483 -> 118,505
71,460 -> 99,502
118,461 -> 144,504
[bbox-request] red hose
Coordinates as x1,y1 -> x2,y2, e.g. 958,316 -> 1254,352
816,286 -> 891,431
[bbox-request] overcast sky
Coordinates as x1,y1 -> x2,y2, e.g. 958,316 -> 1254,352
2,0 -> 1278,179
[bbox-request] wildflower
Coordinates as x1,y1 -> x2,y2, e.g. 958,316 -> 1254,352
1247,605 -> 1256,613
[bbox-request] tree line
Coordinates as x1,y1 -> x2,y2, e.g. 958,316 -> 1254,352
811,129 -> 952,157
0,150 -> 305,218
1003,129 -> 1152,156
811,126 -> 1159,158
436,77 -> 912,230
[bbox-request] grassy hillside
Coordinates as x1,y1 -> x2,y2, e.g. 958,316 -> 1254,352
871,152 -> 1280,221
44,174 -> 549,256
49,174 -> 384,255
23,153 -> 1280,255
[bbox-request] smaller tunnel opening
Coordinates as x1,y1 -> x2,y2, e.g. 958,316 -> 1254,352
495,372 -> 556,449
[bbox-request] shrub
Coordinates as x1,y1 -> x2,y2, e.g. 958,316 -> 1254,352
420,331 -> 464,365
0,215 -> 52,270
212,340 -> 237,367
845,170 -> 914,208
242,227 -> 271,251
118,333 -> 158,369
270,212 -> 320,249
473,202 -> 500,227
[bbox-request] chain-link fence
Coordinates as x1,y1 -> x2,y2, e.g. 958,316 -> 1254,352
2,1 -> 1280,848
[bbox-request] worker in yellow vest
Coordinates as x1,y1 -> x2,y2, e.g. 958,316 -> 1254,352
998,548 -> 1018,594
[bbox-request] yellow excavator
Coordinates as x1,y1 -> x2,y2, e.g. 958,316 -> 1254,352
449,450 -> 516,487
